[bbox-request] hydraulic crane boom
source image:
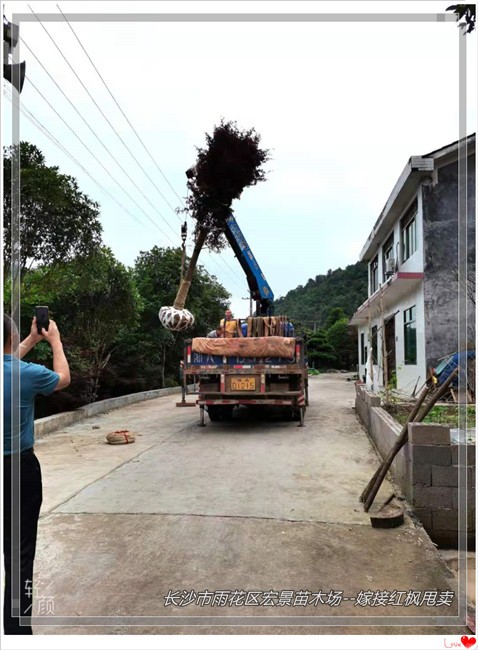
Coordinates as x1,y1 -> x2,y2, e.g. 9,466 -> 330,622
223,213 -> 274,316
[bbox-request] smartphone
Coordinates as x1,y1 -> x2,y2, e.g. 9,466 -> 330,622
35,306 -> 49,335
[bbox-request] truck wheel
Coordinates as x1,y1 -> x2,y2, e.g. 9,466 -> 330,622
208,405 -> 235,421
207,406 -> 221,422
221,406 -> 234,421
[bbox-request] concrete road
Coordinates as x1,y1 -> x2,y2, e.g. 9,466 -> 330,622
31,374 -> 467,635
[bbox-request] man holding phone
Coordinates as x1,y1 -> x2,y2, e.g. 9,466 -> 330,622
3,313 -> 70,634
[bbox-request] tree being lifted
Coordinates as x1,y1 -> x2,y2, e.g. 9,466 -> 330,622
159,120 -> 270,331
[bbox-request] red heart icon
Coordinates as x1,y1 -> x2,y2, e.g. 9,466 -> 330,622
461,637 -> 476,649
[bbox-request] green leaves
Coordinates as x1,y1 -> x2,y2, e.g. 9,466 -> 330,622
3,142 -> 102,274
3,141 -> 232,416
275,262 -> 368,327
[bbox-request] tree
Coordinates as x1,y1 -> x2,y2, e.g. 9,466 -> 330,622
446,4 -> 476,33
306,330 -> 337,370
327,317 -> 358,370
159,120 -> 269,330
3,142 -> 102,274
134,246 -> 230,387
324,307 -> 347,330
18,248 -> 140,410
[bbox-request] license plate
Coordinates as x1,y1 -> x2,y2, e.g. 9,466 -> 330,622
231,376 -> 257,391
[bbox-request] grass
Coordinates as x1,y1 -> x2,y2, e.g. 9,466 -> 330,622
389,404 -> 476,429
308,368 -> 321,376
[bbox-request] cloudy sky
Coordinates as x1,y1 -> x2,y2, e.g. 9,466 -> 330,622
3,1 -> 476,319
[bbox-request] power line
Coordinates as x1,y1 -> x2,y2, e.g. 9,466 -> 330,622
4,87 -> 154,234
49,3 -> 184,221
27,6 -> 245,291
24,74 -> 177,243
55,3 -> 187,213
218,254 -> 247,285
21,11 -> 250,299
4,89 -> 246,296
20,35 -> 179,241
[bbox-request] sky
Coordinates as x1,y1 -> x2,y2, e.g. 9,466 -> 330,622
2,0 -> 476,321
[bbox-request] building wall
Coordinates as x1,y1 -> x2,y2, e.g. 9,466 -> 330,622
358,191 -> 426,394
422,154 -> 476,369
394,283 -> 426,394
356,282 -> 425,395
367,190 -> 424,294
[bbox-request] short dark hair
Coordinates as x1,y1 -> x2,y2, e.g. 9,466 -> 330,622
4,314 -> 13,346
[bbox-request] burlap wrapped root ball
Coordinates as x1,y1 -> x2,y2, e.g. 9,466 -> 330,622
106,430 -> 136,445
158,306 -> 195,331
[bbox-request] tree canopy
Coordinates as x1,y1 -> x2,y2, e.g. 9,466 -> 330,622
181,120 -> 270,250
3,142 -> 102,274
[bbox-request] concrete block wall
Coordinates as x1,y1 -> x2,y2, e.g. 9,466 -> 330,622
409,423 -> 476,546
355,383 -> 476,547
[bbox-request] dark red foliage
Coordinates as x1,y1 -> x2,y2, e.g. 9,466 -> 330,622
180,120 -> 270,249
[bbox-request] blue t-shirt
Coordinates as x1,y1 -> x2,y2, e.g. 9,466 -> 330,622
3,354 -> 60,455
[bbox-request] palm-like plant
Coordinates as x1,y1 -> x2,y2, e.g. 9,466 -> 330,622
159,120 -> 270,331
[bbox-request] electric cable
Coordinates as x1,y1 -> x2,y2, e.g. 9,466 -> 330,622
21,35 -> 179,239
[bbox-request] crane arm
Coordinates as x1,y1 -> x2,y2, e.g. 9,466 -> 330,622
223,214 -> 274,315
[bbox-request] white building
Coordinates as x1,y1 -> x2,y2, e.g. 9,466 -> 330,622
351,134 -> 475,395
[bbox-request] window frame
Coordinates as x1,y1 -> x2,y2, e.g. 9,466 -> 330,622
403,305 -> 417,365
382,233 -> 395,281
370,255 -> 379,294
401,200 -> 418,263
371,325 -> 378,364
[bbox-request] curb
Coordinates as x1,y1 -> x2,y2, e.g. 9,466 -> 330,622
35,385 -> 194,437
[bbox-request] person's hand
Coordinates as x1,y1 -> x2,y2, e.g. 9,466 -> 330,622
40,319 -> 62,346
29,317 -> 44,345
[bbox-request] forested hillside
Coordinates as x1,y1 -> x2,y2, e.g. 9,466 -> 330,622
274,262 -> 368,327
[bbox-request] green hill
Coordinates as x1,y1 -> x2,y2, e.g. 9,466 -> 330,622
274,261 -> 368,327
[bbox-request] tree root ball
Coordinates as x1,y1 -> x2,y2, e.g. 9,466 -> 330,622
159,306 -> 195,331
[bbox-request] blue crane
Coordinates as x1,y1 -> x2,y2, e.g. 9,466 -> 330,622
223,213 -> 274,316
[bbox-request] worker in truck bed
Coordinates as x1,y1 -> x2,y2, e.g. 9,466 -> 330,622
206,325 -> 224,339
220,309 -> 243,338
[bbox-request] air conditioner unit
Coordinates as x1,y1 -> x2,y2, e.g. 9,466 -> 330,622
385,258 -> 396,275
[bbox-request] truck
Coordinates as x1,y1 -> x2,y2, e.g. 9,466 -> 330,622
183,213 -> 308,427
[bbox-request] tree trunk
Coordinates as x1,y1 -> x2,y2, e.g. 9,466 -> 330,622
173,228 -> 207,310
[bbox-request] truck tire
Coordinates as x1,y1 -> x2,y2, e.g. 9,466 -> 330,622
207,405 -> 234,422
207,406 -> 221,421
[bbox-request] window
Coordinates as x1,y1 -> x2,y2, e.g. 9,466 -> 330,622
360,333 -> 365,364
370,255 -> 379,294
382,233 -> 395,281
371,326 -> 378,364
404,306 -> 417,365
401,200 -> 418,262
